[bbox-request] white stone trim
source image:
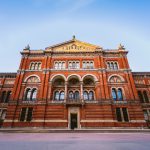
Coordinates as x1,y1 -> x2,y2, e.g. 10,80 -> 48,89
24,74 -> 41,82
108,74 -> 125,82
80,120 -> 115,122
50,74 -> 67,82
67,74 -> 82,81
130,120 -> 145,123
82,74 -> 98,82
4,119 -> 68,123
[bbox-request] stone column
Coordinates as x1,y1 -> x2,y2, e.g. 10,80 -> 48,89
64,81 -> 68,102
48,81 -> 52,101
80,81 -> 83,102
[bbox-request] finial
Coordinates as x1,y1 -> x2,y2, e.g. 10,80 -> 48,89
24,44 -> 30,50
72,35 -> 76,40
118,43 -> 125,50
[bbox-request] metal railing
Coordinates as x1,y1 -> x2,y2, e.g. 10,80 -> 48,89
4,98 -> 144,106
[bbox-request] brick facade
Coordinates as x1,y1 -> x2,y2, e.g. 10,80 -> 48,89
0,38 -> 150,129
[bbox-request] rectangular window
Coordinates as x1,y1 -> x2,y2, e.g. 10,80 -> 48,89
122,108 -> 129,122
116,108 -> 129,122
26,108 -> 33,122
116,108 -> 122,122
20,107 -> 33,122
0,109 -> 7,120
20,108 -> 27,121
143,110 -> 149,120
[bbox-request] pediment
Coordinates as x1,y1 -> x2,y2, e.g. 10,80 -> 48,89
45,38 -> 101,52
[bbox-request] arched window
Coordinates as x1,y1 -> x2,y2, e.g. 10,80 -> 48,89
112,88 -> 117,100
55,62 -> 59,69
76,62 -> 80,69
27,89 -> 32,100
74,91 -> 79,100
83,62 -> 86,69
69,62 -> 72,69
109,76 -> 122,83
25,89 -> 32,100
1,110 -> 7,120
5,91 -> 11,103
1,91 -> 6,103
143,91 -> 149,103
138,91 -> 144,103
30,63 -> 34,70
69,91 -> 74,100
35,63 -> 39,70
72,62 -> 76,69
86,62 -> 90,68
90,62 -> 94,68
58,62 -> 62,69
31,89 -> 37,101
38,63 -> 41,70
26,76 -> 40,83
83,91 -> 88,100
89,91 -> 94,100
107,62 -> 110,69
114,62 -> 118,70
110,62 -> 114,70
117,88 -> 123,100
62,62 -> 65,69
54,91 -> 59,100
59,91 -> 65,100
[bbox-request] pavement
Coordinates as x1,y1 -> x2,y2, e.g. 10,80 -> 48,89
0,127 -> 150,133
0,132 -> 150,150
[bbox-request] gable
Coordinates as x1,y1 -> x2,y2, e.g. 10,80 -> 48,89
45,39 -> 101,52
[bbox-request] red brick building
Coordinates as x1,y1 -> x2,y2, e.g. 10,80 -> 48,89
0,37 -> 150,129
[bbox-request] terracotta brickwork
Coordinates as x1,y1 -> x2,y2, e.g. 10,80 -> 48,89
0,38 -> 149,129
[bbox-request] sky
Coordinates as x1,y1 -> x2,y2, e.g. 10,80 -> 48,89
0,0 -> 150,72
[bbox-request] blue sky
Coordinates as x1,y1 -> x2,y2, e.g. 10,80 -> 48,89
0,0 -> 150,72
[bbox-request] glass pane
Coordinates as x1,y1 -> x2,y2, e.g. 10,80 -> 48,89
26,108 -> 33,122
62,62 -> 65,69
83,62 -> 86,68
20,108 -> 26,121
114,63 -> 118,70
60,91 -> 65,100
55,62 -> 58,69
1,91 -> 6,103
58,62 -> 61,69
89,91 -> 94,100
112,89 -> 117,100
69,91 -> 74,99
76,62 -> 80,69
122,108 -> 129,122
116,108 -> 122,122
74,91 -> 79,100
27,90 -> 31,100
83,91 -> 88,100
138,91 -> 144,103
118,89 -> 123,100
54,91 -> 59,100
31,89 -> 37,100
143,91 -> 149,103
90,62 -> 93,68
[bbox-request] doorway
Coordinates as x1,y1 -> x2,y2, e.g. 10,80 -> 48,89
70,113 -> 77,129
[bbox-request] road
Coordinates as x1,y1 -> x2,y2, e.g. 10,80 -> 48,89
0,132 -> 150,150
